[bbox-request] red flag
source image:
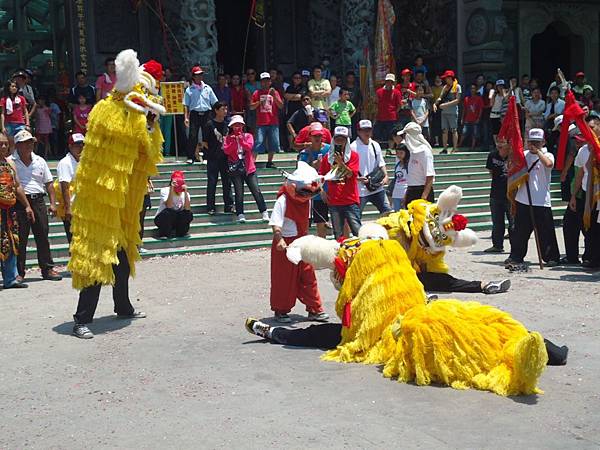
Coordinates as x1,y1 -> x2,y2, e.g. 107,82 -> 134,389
498,96 -> 527,212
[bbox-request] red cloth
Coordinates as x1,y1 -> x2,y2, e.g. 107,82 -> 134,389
0,95 -> 27,124
251,89 -> 282,126
270,236 -> 323,314
294,126 -> 332,145
463,95 -> 484,123
557,90 -> 600,170
318,151 -> 360,206
376,87 -> 402,121
277,185 -> 310,236
231,86 -> 246,113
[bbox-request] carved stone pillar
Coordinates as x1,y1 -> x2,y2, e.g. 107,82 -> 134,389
341,0 -> 376,73
308,0 -> 342,74
179,0 -> 218,83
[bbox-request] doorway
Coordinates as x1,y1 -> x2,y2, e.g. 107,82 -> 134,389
215,0 -> 257,75
531,21 -> 584,91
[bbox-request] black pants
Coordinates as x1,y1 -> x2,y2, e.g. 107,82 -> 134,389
562,196 -> 584,262
154,208 -> 193,238
490,196 -> 513,250
269,322 -> 567,365
63,219 -> 72,245
206,156 -> 233,211
15,195 -> 54,277
405,185 -> 434,204
418,271 -> 482,293
585,208 -> 600,264
187,110 -> 209,161
73,250 -> 134,324
231,172 -> 267,215
509,201 -> 560,264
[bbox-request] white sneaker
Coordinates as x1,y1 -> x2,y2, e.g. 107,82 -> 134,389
186,158 -> 193,164
261,211 -> 270,222
237,214 -> 246,223
139,247 -> 148,254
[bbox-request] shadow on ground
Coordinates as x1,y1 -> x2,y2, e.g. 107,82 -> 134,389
52,315 -> 135,336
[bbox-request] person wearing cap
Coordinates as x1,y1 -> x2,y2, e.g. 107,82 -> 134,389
400,122 -> 436,203
13,70 -> 36,115
351,119 -> 391,215
571,72 -> 593,101
249,72 -> 284,168
397,69 -> 417,129
202,101 -> 234,215
0,130 -> 33,288
433,69 -> 461,154
268,161 -> 329,323
374,73 -> 402,146
489,79 -> 509,145
300,69 -> 310,87
95,57 -> 118,101
10,129 -> 61,281
184,65 -> 218,164
506,128 -> 560,268
287,95 -> 314,143
154,171 -> 193,238
307,65 -> 331,112
55,133 -> 84,243
318,126 -> 362,239
293,121 -> 332,151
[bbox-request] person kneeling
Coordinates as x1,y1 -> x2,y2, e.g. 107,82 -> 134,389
154,170 -> 193,238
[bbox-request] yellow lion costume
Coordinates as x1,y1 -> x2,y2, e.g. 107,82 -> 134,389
68,49 -> 164,290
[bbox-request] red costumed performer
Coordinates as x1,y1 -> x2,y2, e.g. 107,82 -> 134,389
269,161 -> 329,323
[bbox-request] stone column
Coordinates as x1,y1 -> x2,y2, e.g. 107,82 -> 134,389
179,0 -> 218,83
341,0 -> 376,73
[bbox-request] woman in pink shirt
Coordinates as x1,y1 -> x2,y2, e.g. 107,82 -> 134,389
73,94 -> 92,134
223,115 -> 269,223
35,97 -> 53,158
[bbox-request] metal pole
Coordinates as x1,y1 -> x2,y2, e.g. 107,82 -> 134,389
173,115 -> 180,162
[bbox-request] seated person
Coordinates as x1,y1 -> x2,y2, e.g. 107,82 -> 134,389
154,171 -> 193,238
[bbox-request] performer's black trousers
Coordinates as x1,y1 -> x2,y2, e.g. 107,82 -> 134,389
269,323 -> 567,365
73,250 -> 134,324
15,195 -> 54,277
509,202 -> 560,263
405,185 -> 434,204
562,196 -> 584,262
187,110 -> 209,161
63,219 -> 72,244
418,271 -> 482,293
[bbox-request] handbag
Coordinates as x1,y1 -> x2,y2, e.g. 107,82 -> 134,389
365,143 -> 386,191
228,137 -> 247,176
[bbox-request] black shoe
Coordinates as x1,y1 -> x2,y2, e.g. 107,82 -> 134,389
72,324 -> 94,339
504,257 -> 517,268
224,206 -> 235,214
4,281 -> 28,289
559,257 -> 580,266
265,162 -> 277,169
116,311 -> 147,319
207,209 -> 216,216
582,260 -> 600,269
484,246 -> 503,253
42,269 -> 62,281
440,149 -> 448,154
545,260 -> 560,267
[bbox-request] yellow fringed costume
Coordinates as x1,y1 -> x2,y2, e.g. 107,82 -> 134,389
67,50 -> 164,290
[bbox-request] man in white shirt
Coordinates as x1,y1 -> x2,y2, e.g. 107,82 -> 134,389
399,122 -> 436,203
11,129 -> 61,281
507,128 -> 560,267
351,119 -> 391,215
56,133 -> 83,243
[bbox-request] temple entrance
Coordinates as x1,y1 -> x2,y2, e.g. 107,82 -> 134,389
215,0 -> 258,75
531,21 -> 584,90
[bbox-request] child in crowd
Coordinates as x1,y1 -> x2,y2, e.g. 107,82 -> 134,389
328,88 -> 356,137
389,143 -> 409,211
73,94 -> 92,134
410,84 -> 429,141
35,96 -> 52,158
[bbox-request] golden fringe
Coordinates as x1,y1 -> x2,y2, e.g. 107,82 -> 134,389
382,300 -> 548,396
322,240 -> 426,364
67,92 -> 163,290
507,172 -> 529,216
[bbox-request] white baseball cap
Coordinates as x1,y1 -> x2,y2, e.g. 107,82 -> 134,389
552,115 -> 564,131
301,70 -> 310,76
334,126 -> 349,138
259,72 -> 271,80
228,115 -> 246,127
358,119 -> 373,129
14,129 -> 36,143
528,128 -> 545,142
68,133 -> 85,145
385,73 -> 396,82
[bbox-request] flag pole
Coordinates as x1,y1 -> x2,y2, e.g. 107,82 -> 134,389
524,160 -> 544,269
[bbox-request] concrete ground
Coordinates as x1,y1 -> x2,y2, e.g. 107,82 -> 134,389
0,230 -> 599,450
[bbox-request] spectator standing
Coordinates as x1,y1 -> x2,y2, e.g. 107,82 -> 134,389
434,70 -> 461,154
287,95 -> 314,142
72,94 -> 92,135
307,65 -> 332,113
458,84 -> 483,149
95,57 -> 117,101
154,171 -> 193,238
1,80 -> 29,149
249,72 -> 284,168
389,141 -> 409,211
430,75 -> 444,147
480,80 -> 494,149
318,126 -> 361,238
397,69 -> 416,129
412,55 -> 428,76
48,96 -> 62,157
284,72 -> 307,119
524,87 -> 545,133
300,69 -> 310,88
352,120 -> 391,215
0,131 -> 31,288
410,84 -> 430,141
484,142 -> 512,253
328,88 -> 356,137
13,71 -> 36,116
203,101 -> 234,215
34,97 -> 52,158
222,115 -> 269,223
11,129 -> 61,281
343,71 -> 363,135
571,72 -> 593,101
56,133 -> 83,243
374,73 -> 402,146
230,74 -> 246,116
68,71 -> 96,106
520,74 -> 532,102
214,73 -> 232,111
489,79 -> 509,145
543,86 -> 565,153
400,122 -> 435,203
183,66 -> 218,164
328,74 -> 341,107
506,128 -> 560,267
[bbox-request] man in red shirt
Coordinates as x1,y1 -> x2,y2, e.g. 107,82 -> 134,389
293,121 -> 332,150
249,72 -> 284,168
458,83 -> 484,149
374,73 -> 402,146
318,126 -> 361,239
230,74 -> 246,115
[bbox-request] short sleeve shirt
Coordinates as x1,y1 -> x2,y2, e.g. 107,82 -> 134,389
252,89 -> 282,126
0,95 -> 28,124
269,195 -> 297,237
406,149 -> 435,186
308,79 -> 332,110
12,153 -> 53,194
203,119 -> 229,161
95,74 -> 117,99
486,151 -> 508,199
515,150 -> 554,207
330,101 -> 355,126
57,153 -> 79,183
156,187 -> 189,216
574,145 -> 590,192
351,139 -> 386,197
376,87 -> 401,121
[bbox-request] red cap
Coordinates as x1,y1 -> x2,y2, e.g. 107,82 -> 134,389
191,66 -> 204,75
442,70 -> 455,79
68,133 -> 85,145
310,128 -> 324,136
575,71 -> 585,78
171,170 -> 186,193
143,60 -> 163,81
401,68 -> 412,76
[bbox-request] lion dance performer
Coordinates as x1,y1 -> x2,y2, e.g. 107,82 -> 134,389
69,50 -> 165,339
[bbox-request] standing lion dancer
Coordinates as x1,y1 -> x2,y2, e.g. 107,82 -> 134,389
269,161 -> 329,323
68,50 -> 166,339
